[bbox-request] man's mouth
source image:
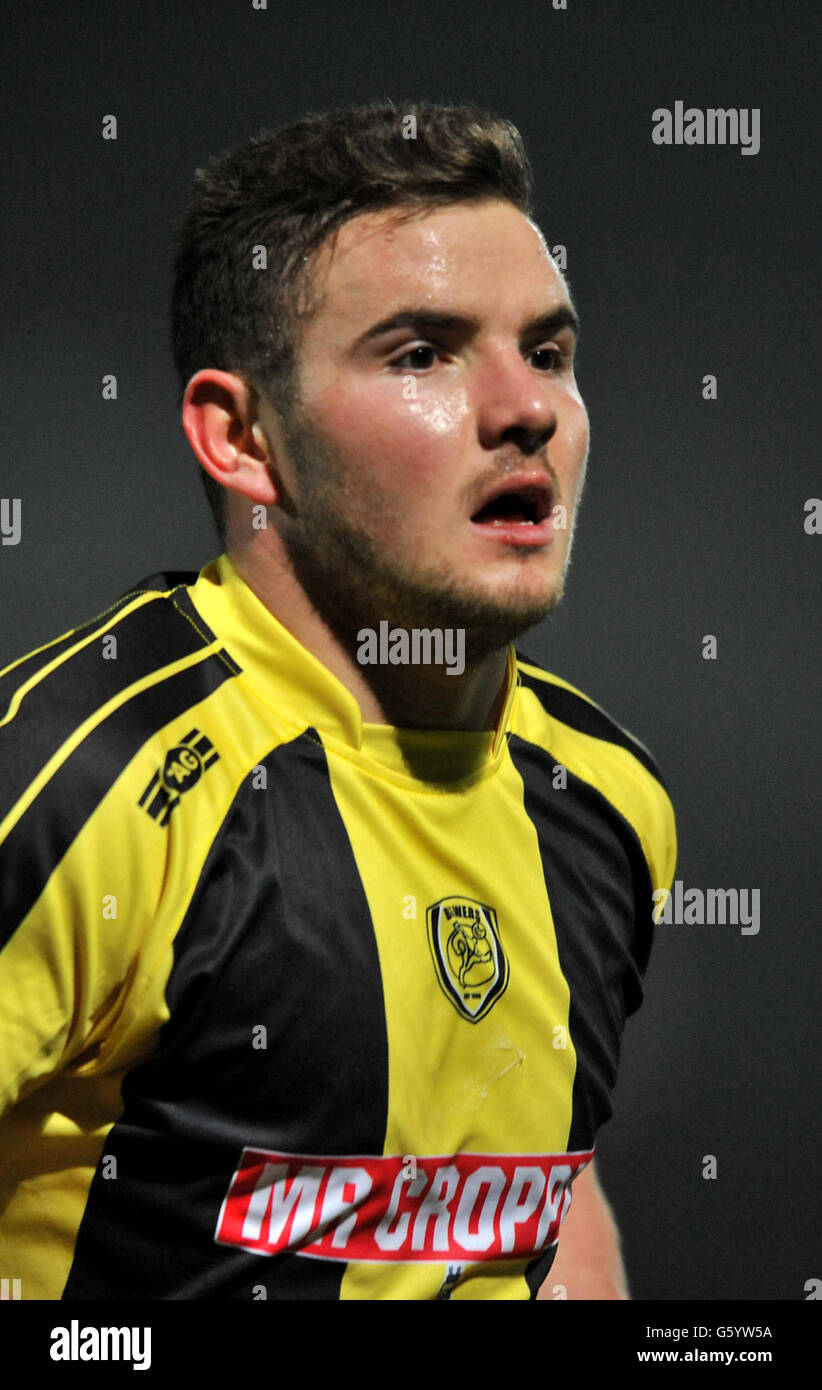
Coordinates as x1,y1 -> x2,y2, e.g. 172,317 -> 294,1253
470,476 -> 555,544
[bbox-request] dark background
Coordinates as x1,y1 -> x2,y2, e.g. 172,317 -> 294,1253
1,0 -> 819,1301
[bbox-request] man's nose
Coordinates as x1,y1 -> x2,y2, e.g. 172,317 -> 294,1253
475,351 -> 559,456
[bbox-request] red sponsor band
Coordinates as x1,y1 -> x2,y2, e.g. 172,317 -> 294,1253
215,1148 -> 593,1263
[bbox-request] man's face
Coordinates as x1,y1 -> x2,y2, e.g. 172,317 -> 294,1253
260,198 -> 589,655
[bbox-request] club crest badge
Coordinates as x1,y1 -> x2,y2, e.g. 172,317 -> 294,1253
426,896 -> 508,1022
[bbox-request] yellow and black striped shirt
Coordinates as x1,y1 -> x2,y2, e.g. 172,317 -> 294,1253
0,554 -> 676,1300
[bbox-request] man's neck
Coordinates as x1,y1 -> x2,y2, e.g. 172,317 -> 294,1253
227,544 -> 512,733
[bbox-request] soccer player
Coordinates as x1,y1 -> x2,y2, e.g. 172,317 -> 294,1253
0,101 -> 676,1300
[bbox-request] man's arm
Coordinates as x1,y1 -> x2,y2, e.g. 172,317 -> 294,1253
537,1159 -> 630,1300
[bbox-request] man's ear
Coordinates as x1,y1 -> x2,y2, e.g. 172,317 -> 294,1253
182,369 -> 279,506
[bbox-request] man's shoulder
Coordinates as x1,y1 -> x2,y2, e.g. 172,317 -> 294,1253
0,566 -> 239,824
512,647 -> 677,894
1,570 -> 202,702
513,647 -> 669,793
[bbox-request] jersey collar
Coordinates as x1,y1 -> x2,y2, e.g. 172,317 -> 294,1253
190,554 -> 518,779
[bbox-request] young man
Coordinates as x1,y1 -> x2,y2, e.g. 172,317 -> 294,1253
0,101 -> 676,1300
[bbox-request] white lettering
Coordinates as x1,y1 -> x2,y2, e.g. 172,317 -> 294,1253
498,1166 -> 545,1252
241,1163 -> 323,1247
49,1323 -> 151,1371
319,1166 -> 372,1249
453,1165 -> 506,1252
375,1170 -> 427,1250
410,1164 -> 460,1251
534,1164 -> 573,1248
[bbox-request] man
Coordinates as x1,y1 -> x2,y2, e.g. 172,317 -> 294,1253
0,101 -> 676,1300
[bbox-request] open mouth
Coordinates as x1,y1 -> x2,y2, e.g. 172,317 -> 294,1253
470,483 -> 553,527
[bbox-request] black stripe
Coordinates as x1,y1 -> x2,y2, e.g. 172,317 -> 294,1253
516,655 -> 668,791
116,571 -> 199,598
0,590 -> 150,724
0,573 -> 202,722
62,730 -> 389,1300
0,588 -> 223,826
509,734 -> 654,1153
525,1245 -> 559,1299
0,652 -> 237,950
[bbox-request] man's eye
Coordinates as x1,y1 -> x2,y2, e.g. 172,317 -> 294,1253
389,344 -> 438,371
529,346 -> 568,371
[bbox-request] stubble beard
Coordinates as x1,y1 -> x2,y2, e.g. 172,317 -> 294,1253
277,405 -> 571,666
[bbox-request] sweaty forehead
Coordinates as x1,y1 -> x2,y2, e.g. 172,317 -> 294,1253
303,200 -> 565,330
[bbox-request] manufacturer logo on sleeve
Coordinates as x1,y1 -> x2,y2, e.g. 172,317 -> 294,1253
138,727 -> 219,825
426,896 -> 508,1022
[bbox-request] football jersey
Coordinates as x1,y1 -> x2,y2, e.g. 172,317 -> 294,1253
0,554 -> 676,1300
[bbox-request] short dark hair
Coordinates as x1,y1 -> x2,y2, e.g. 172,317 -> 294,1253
170,99 -> 534,546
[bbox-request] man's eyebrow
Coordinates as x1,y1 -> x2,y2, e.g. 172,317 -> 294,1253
353,305 -> 581,348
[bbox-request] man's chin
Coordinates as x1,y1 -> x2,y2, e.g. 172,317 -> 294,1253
421,581 -> 563,659
284,515 -> 564,658
363,558 -> 567,656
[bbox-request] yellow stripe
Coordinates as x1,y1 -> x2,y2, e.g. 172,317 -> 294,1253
331,752 -> 576,1299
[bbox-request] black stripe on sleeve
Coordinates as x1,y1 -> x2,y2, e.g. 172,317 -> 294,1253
0,592 -> 220,826
117,571 -> 200,598
0,650 -> 238,950
0,574 -> 205,725
516,655 -> 668,791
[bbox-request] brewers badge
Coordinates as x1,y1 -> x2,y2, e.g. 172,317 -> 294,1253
426,896 -> 509,1022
